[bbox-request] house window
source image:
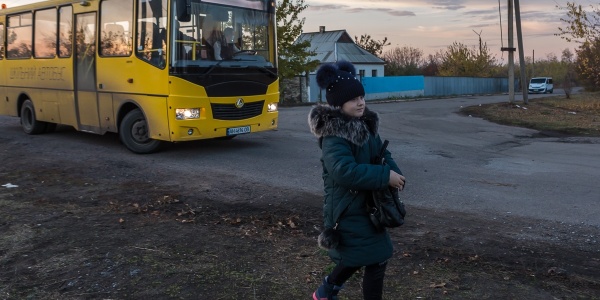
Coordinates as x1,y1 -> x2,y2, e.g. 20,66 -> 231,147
372,69 -> 377,77
359,69 -> 365,78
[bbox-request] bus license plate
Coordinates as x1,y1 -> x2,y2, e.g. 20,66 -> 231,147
227,126 -> 251,136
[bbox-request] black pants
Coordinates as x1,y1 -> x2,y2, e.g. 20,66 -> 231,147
328,260 -> 388,300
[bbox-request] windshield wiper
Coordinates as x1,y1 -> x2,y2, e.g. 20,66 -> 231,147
247,65 -> 277,78
201,60 -> 226,77
201,60 -> 277,78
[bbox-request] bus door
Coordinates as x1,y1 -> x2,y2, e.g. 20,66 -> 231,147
74,12 -> 101,133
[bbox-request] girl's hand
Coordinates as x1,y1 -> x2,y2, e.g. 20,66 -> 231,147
389,171 -> 406,191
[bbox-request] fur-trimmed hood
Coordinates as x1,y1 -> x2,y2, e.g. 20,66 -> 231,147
308,105 -> 379,146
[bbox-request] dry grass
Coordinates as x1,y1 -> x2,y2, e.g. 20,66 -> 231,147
460,92 -> 600,136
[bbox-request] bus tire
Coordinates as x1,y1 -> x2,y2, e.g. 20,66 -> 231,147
20,99 -> 48,135
119,109 -> 162,154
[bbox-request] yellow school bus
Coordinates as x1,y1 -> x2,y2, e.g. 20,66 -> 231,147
0,0 -> 279,153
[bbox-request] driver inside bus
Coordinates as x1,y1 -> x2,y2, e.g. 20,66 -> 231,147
216,27 -> 241,60
203,16 -> 240,60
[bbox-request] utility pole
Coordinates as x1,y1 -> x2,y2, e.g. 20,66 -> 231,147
506,0 -> 515,104
501,0 -> 528,104
514,0 -> 528,104
502,0 -> 528,104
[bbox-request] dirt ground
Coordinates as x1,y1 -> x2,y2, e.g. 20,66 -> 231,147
0,134 -> 599,299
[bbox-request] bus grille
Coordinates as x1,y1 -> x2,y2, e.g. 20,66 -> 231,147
211,101 -> 265,120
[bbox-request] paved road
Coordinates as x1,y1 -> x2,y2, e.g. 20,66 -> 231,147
277,93 -> 600,227
1,92 -> 598,226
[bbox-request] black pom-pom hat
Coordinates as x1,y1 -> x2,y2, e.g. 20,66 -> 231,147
316,60 -> 365,107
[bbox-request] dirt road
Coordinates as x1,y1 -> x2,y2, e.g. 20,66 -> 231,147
0,105 -> 599,299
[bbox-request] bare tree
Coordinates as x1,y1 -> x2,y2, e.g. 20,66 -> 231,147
383,46 -> 424,76
421,52 -> 443,76
354,34 -> 390,57
438,42 -> 497,77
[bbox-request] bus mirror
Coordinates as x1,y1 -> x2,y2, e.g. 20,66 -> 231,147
175,0 -> 191,22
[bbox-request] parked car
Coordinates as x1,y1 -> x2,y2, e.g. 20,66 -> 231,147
528,77 -> 554,94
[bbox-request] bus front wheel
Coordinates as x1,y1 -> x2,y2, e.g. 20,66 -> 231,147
20,99 -> 48,135
119,109 -> 162,154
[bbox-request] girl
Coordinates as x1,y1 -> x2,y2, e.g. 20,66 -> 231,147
308,61 -> 405,300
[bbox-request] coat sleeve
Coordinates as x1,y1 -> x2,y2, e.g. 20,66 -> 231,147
322,136 -> 390,191
376,134 -> 402,175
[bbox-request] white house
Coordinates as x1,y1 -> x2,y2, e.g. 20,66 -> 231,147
296,26 -> 385,77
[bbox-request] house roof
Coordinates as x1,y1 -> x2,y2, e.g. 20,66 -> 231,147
296,29 -> 385,65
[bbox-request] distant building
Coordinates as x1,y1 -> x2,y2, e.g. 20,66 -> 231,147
296,26 -> 385,77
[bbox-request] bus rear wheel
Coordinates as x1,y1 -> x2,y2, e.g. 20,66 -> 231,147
119,109 -> 162,154
20,99 -> 48,135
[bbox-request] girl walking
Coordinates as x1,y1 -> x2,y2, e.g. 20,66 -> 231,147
308,61 -> 405,300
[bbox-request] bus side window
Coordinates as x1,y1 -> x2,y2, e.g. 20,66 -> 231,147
58,6 -> 73,58
135,0 -> 167,68
100,0 -> 133,57
0,23 -> 4,59
34,8 -> 57,58
137,20 -> 165,67
7,13 -> 33,59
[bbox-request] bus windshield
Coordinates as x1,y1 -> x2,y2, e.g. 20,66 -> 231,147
170,0 -> 276,71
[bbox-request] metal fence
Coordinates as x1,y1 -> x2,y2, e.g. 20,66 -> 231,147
424,76 -> 509,97
282,75 -> 509,103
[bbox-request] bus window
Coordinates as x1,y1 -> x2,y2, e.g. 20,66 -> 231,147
75,13 -> 96,91
58,6 -> 72,58
34,8 -> 57,58
169,1 -> 276,69
0,23 -> 4,59
100,0 -> 133,57
7,13 -> 33,59
136,0 -> 167,68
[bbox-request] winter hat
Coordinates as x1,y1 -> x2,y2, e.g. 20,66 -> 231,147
316,60 -> 365,107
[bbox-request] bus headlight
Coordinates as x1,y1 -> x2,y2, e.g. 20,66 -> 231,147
175,108 -> 200,120
267,103 -> 278,112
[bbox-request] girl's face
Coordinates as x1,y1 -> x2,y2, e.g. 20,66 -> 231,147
341,95 -> 365,117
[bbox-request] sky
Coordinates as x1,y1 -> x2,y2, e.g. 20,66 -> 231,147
2,0 -> 598,63
301,0 -> 599,63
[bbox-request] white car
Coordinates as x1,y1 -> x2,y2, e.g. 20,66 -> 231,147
528,77 -> 554,94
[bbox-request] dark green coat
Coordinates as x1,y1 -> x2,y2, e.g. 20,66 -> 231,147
308,105 -> 402,267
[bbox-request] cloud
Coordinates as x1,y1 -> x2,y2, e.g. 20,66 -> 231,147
347,7 -> 415,16
467,22 -> 497,29
306,4 -> 346,11
427,0 -> 466,11
307,4 -> 415,17
521,10 -> 563,23
463,9 -> 496,16
388,10 -> 417,17
526,32 -> 558,38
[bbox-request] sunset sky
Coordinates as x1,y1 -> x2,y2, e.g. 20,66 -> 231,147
2,0 -> 598,63
301,0 -> 599,63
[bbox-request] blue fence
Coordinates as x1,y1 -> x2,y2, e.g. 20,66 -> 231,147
307,75 -> 509,102
362,76 -> 424,100
424,76 -> 509,97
